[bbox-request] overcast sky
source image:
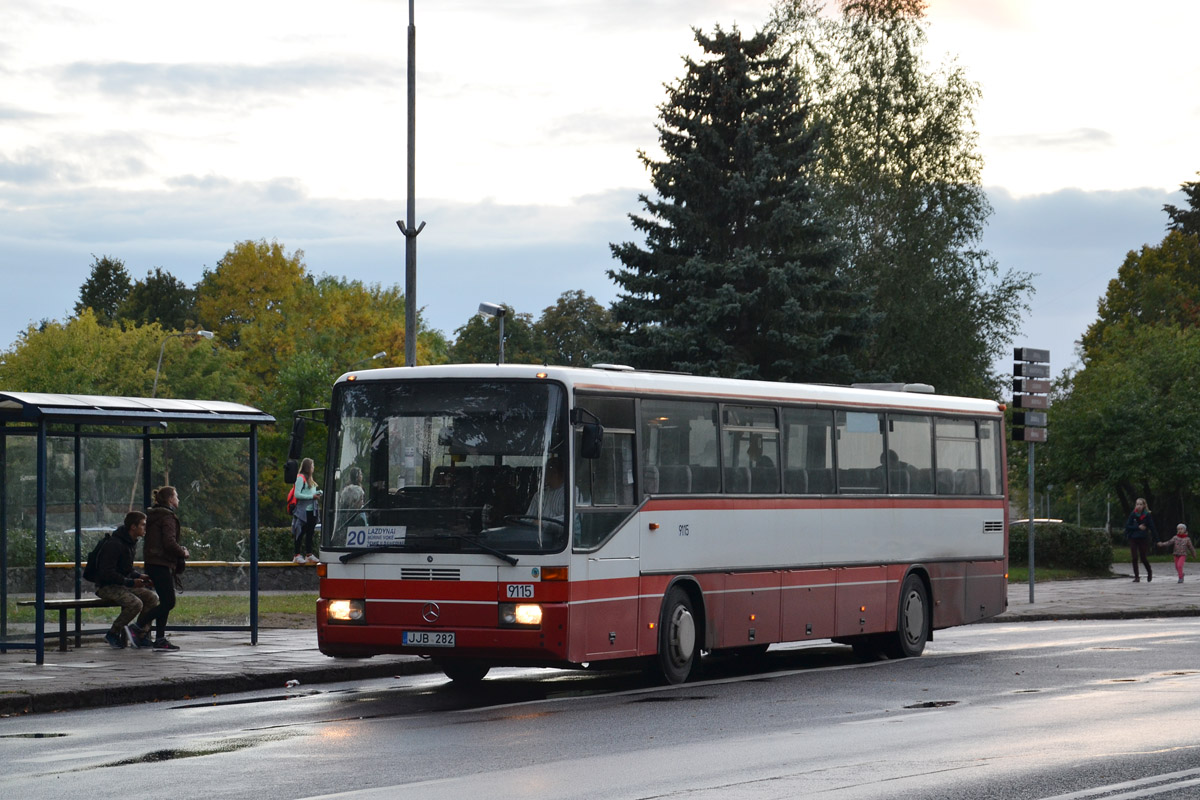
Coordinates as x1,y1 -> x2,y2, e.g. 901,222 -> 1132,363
2,0 -> 1197,381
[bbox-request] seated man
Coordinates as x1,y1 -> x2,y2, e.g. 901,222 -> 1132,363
92,511 -> 159,649
526,456 -> 581,522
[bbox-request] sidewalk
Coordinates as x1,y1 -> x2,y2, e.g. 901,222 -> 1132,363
3,562 -> 1199,717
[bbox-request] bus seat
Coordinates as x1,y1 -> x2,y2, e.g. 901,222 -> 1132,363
659,465 -> 691,494
644,466 -> 660,494
690,465 -> 720,493
784,468 -> 807,494
910,467 -> 934,494
888,468 -> 910,494
806,468 -> 834,494
935,468 -> 954,494
725,466 -> 750,493
954,469 -> 980,495
751,466 -> 779,493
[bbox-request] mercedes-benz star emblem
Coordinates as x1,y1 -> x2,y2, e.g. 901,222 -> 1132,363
422,602 -> 441,623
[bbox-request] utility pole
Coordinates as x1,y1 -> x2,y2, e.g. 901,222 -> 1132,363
398,0 -> 425,367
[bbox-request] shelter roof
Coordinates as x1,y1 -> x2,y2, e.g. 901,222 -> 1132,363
0,391 -> 274,427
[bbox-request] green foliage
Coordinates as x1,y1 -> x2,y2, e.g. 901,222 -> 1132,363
1164,171 -> 1200,237
450,306 -> 543,364
1042,324 -> 1200,530
538,290 -> 617,367
769,0 -> 1032,396
120,267 -> 196,331
186,527 -> 296,562
74,255 -> 132,325
609,25 -> 872,382
1078,231 -> 1200,360
1008,522 -> 1112,574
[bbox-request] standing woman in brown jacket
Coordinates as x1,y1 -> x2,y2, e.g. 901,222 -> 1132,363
144,485 -> 190,650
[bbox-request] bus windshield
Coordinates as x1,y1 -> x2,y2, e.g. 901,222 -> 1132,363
323,379 -> 570,556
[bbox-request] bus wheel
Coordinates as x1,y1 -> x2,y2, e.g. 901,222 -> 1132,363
884,574 -> 929,659
657,587 -> 698,684
438,659 -> 490,683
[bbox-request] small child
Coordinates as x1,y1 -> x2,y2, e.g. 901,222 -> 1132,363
1157,524 -> 1198,583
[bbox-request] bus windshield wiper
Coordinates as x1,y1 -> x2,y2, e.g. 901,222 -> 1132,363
337,536 -> 518,566
339,546 -> 399,563
443,533 -> 518,566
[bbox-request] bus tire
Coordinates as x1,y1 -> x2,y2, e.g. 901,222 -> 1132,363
884,574 -> 929,659
656,586 -> 699,684
438,659 -> 491,683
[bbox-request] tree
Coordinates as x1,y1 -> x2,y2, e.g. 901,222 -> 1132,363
0,310 -> 244,400
1044,325 -> 1200,531
195,239 -> 306,348
1164,172 -> 1200,237
608,26 -> 873,383
119,267 -> 196,331
450,305 -> 543,364
535,290 -> 617,367
75,255 -> 132,325
1078,231 -> 1200,360
771,0 -> 1033,397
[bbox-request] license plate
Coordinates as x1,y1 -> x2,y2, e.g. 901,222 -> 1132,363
403,630 -> 455,647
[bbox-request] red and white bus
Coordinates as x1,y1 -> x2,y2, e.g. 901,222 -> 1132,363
314,364 -> 1008,683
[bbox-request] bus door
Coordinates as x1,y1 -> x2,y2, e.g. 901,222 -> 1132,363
572,399 -> 640,661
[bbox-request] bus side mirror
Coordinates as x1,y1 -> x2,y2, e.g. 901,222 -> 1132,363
288,416 -> 306,460
581,422 -> 604,459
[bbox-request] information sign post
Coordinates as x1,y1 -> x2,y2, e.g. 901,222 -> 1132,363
1013,348 -> 1050,602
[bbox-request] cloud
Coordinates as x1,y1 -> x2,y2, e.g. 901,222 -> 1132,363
52,58 -> 398,103
984,184 -> 1175,370
988,128 -> 1115,152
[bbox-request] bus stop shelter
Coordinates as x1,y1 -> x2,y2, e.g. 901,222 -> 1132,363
0,392 -> 274,664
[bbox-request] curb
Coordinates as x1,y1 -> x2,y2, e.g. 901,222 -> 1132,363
988,608 -> 1200,624
0,656 -> 442,718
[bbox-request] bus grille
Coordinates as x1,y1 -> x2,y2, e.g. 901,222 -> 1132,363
401,567 -> 461,581
983,520 -> 1005,534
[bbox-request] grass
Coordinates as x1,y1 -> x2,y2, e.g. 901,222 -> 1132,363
7,593 -> 318,629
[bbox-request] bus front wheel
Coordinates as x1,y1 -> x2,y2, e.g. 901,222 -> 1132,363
883,574 -> 929,659
656,587 -> 698,684
438,659 -> 491,684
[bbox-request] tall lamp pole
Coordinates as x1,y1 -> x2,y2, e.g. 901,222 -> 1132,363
397,0 -> 425,367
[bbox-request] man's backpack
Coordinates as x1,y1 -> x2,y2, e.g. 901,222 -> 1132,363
82,533 -> 111,583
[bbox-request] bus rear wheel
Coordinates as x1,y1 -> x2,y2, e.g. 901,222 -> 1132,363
656,587 -> 699,684
883,574 -> 929,659
437,659 -> 491,684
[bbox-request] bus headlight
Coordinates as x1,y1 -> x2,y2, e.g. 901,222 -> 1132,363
499,603 -> 542,627
327,599 -> 365,623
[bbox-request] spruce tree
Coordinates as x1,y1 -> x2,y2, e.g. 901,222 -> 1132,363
608,26 -> 873,383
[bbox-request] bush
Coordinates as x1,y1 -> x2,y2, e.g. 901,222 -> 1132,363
183,527 -> 295,562
1009,522 -> 1112,574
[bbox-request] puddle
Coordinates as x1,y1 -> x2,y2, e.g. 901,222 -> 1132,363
172,693 -> 310,709
904,700 -> 958,709
0,732 -> 69,738
630,695 -> 713,703
66,732 -> 296,772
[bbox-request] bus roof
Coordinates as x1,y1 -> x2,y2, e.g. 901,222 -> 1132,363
336,364 -> 1003,416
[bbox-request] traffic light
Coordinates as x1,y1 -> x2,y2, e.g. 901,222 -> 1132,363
1013,348 -> 1049,442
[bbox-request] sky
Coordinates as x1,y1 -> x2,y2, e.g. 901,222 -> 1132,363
2,0 -> 1198,382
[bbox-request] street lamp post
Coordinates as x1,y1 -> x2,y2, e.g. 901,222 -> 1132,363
349,351 -> 388,370
478,302 -> 506,364
153,330 -> 214,398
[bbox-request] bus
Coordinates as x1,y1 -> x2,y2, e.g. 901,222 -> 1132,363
313,364 -> 1008,683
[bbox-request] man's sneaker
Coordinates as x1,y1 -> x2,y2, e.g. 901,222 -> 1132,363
305,554 -> 320,565
105,630 -> 126,649
152,638 -> 180,651
125,624 -> 151,649
292,554 -> 306,565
